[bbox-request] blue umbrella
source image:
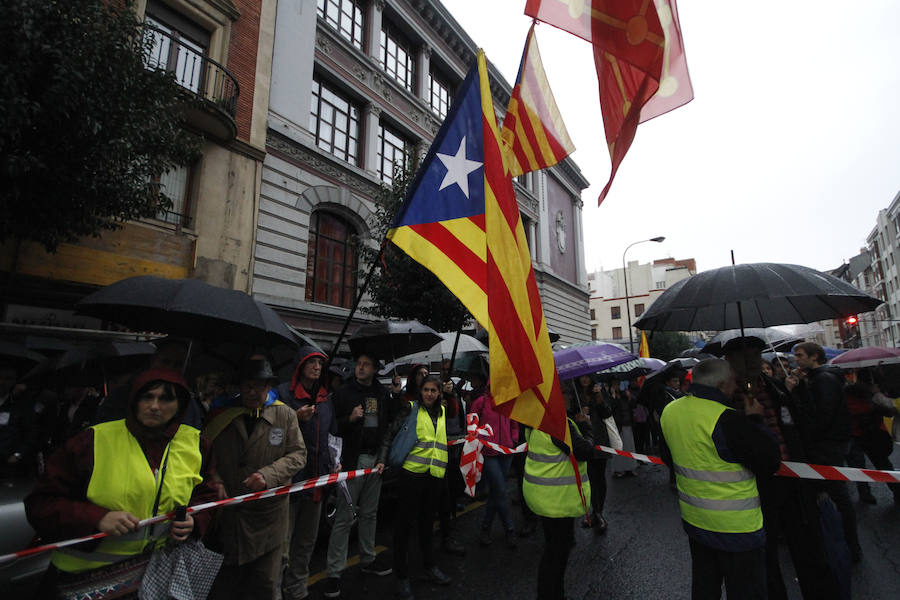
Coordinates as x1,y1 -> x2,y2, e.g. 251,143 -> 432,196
553,342 -> 636,381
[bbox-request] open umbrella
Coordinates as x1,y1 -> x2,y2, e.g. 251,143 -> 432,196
634,263 -> 882,332
76,276 -> 297,348
387,332 -> 487,368
347,320 -> 442,361
553,342 -> 636,381
829,347 -> 900,369
25,341 -> 155,388
703,327 -> 803,356
596,356 -> 664,381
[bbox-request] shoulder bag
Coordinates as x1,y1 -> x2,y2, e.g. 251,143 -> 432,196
388,402 -> 420,467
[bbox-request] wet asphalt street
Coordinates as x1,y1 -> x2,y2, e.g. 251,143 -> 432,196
303,451 -> 900,600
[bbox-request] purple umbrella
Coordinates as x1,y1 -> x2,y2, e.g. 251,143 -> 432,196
829,347 -> 900,369
553,342 -> 636,381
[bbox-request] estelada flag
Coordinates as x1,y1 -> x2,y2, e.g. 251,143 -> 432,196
387,51 -> 570,447
524,0 -> 693,203
500,23 -> 575,177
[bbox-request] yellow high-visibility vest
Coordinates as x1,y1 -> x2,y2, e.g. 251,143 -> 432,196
402,402 -> 448,478
522,420 -> 590,518
51,420 -> 202,573
661,395 -> 763,534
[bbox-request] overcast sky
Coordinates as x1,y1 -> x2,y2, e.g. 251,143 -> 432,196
439,0 -> 900,275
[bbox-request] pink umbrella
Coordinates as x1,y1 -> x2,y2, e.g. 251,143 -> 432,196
829,347 -> 900,369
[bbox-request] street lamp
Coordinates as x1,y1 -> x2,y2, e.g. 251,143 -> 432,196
622,236 -> 666,354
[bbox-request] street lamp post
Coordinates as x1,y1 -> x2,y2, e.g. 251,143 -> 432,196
622,236 -> 666,355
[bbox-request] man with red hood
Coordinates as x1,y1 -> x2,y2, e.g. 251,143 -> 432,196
279,346 -> 337,600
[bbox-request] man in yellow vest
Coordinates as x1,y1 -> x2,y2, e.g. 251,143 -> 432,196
661,358 -> 781,600
522,401 -> 593,600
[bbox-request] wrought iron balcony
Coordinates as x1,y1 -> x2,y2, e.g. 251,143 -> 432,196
143,23 -> 239,141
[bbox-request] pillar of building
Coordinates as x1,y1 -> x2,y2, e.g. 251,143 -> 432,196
417,45 -> 431,102
363,103 -> 382,175
366,0 -> 385,60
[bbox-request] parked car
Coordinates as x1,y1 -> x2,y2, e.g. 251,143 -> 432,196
0,478 -> 49,598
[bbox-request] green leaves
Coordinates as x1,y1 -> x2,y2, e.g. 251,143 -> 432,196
359,159 -> 471,332
0,0 -> 201,252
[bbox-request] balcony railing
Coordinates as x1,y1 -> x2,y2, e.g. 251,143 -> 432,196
143,23 -> 239,118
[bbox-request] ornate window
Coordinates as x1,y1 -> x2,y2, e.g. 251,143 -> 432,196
377,123 -> 411,186
155,165 -> 194,227
428,71 -> 451,119
143,2 -> 210,94
305,212 -> 358,308
380,22 -> 415,92
317,0 -> 365,50
310,76 -> 360,165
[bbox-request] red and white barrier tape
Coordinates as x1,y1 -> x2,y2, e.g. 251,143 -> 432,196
0,467 -> 376,565
777,460 -> 900,483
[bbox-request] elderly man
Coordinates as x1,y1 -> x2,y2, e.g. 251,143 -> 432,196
661,358 -> 781,600
205,358 -> 306,600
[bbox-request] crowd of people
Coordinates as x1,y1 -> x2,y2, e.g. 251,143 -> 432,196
1,334 -> 899,600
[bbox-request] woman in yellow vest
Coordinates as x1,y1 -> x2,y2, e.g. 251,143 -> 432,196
389,375 -> 452,599
26,368 -> 218,598
522,385 -> 594,600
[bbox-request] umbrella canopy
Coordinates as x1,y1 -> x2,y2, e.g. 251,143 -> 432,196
387,332 -> 488,368
348,320 -> 442,361
553,342 -> 636,381
646,359 -> 691,384
830,347 -> 900,369
596,356 -> 665,381
0,341 -> 46,375
703,327 -> 803,356
634,263 -> 882,332
26,341 -> 155,386
678,347 -> 715,360
76,276 -> 297,348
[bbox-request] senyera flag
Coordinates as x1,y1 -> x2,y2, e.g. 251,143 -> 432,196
500,23 -> 575,177
387,51 -> 571,447
525,0 -> 693,203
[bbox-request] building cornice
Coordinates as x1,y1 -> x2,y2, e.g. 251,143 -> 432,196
267,130 -> 383,200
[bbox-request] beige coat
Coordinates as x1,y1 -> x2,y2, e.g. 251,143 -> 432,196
207,402 -> 306,565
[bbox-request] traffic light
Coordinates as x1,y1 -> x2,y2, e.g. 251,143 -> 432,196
845,315 -> 859,326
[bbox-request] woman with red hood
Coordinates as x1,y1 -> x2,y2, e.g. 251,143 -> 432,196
26,368 -> 218,598
280,346 -> 338,600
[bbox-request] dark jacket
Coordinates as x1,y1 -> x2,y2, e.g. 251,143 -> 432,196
333,378 -> 393,468
793,366 -> 851,463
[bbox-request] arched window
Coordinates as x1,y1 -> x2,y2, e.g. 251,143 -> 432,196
305,211 -> 358,308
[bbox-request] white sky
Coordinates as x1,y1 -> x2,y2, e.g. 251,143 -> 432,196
439,0 -> 900,274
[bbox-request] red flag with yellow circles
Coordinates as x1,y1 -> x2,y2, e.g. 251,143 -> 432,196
524,0 -> 693,204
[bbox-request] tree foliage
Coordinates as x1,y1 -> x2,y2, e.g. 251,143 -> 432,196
647,330 -> 693,361
358,163 -> 470,332
0,0 -> 202,252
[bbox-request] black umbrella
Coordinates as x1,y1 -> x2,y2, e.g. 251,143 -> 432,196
348,320 -> 442,361
634,263 -> 882,332
678,347 -> 715,360
702,328 -> 802,356
26,341 -> 156,388
76,276 -> 297,348
0,341 -> 46,375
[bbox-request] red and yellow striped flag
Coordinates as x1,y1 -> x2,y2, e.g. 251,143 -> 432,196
387,51 -> 570,447
500,24 -> 575,177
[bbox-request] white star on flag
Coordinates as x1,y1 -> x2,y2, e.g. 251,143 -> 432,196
436,136 -> 482,198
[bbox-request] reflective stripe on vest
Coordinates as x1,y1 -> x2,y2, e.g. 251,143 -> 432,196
51,421 -> 203,573
522,421 -> 591,519
402,402 -> 447,478
660,395 -> 763,534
